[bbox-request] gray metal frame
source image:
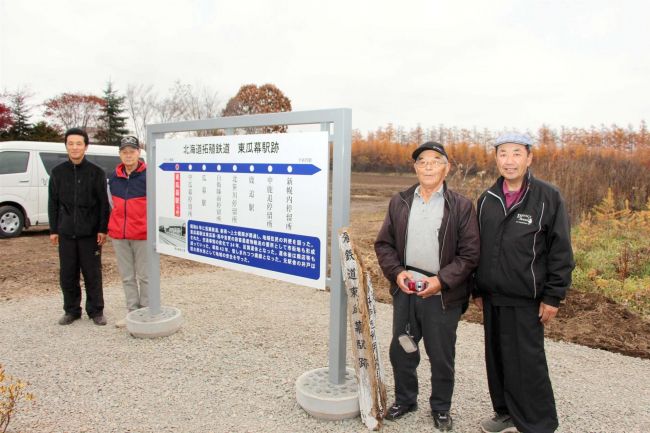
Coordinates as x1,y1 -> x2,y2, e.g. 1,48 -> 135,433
145,108 -> 352,384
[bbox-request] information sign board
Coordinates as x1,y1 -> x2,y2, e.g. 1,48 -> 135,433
155,131 -> 329,289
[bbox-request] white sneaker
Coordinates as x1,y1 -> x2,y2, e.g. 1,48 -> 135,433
115,318 -> 127,328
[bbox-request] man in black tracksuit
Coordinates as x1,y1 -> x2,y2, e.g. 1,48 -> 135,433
49,128 -> 110,326
473,133 -> 574,433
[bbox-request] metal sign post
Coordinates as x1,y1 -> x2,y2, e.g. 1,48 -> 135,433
135,109 -> 356,418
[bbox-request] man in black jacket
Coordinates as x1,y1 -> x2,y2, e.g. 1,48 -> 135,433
473,133 -> 575,433
375,142 -> 480,431
49,128 -> 110,326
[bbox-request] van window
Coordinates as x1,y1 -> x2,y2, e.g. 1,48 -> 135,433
39,152 -> 69,175
0,151 -> 30,174
85,155 -> 121,178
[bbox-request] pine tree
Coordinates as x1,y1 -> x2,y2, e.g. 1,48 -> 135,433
29,121 -> 63,142
4,92 -> 33,140
592,188 -> 617,222
95,81 -> 128,146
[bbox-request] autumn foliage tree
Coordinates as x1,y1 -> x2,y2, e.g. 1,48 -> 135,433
0,103 -> 12,134
43,93 -> 104,130
351,122 -> 650,223
222,84 -> 291,132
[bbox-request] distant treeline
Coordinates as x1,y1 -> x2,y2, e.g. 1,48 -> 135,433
352,123 -> 650,222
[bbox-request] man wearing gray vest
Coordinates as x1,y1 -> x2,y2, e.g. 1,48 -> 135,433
375,142 -> 480,431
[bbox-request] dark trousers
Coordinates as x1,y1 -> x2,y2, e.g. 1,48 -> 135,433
483,297 -> 558,433
58,235 -> 104,318
390,290 -> 461,412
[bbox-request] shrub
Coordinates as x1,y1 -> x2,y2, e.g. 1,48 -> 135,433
572,193 -> 650,318
0,364 -> 34,433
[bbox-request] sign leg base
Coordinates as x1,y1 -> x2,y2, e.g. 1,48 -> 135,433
295,367 -> 359,420
126,306 -> 183,338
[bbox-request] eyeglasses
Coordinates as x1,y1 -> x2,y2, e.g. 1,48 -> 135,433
121,136 -> 139,146
415,159 -> 448,168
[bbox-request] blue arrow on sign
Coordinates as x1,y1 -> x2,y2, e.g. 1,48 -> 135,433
158,162 -> 321,175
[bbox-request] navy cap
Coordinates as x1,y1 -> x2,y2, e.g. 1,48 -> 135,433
493,133 -> 534,148
412,141 -> 448,161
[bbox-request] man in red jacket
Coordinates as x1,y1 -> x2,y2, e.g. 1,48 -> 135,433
108,136 -> 148,328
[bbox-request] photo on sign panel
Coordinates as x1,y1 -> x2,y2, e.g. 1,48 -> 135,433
158,217 -> 187,249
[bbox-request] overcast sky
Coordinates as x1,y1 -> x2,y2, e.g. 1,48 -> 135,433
1,0 -> 648,134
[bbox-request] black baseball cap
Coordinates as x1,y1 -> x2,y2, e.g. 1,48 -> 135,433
412,141 -> 448,160
119,136 -> 140,150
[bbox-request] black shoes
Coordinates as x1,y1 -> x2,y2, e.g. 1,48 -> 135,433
58,314 -> 81,325
385,402 -> 417,420
91,315 -> 107,326
58,313 -> 106,326
433,411 -> 453,431
385,403 -> 453,431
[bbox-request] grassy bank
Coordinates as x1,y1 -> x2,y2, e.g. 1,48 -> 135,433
572,190 -> 650,318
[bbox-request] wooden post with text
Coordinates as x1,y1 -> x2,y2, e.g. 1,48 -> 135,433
338,229 -> 387,430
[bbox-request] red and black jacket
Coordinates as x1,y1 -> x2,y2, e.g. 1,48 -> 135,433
108,161 -> 147,240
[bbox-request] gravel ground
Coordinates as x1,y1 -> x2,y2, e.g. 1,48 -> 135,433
1,268 -> 649,433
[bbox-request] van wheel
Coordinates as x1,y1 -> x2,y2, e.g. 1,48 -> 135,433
0,206 -> 24,238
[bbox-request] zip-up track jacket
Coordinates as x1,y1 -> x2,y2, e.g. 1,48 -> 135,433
48,158 -> 109,238
374,182 -> 480,309
474,172 -> 575,307
108,161 -> 147,240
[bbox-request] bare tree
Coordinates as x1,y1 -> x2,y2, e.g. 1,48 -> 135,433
153,81 -> 189,124
147,80 -> 221,137
123,81 -> 222,141
125,84 -> 157,144
182,85 -> 220,120
180,84 -> 221,136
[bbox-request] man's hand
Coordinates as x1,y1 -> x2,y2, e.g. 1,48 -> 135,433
97,233 -> 107,246
50,234 -> 59,246
417,276 -> 442,298
473,297 -> 483,310
396,270 -> 415,294
539,302 -> 558,325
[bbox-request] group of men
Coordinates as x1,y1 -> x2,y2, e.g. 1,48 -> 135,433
47,126 -> 572,433
48,128 -> 149,328
375,134 -> 574,433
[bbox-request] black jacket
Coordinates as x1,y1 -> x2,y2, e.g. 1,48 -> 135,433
375,182 -> 480,309
48,158 -> 110,238
473,171 -> 575,307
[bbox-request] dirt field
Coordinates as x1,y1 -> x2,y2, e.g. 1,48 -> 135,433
1,172 -> 649,359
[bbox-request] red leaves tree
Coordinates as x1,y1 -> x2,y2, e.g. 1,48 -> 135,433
222,84 -> 291,133
43,93 -> 105,130
0,103 -> 12,133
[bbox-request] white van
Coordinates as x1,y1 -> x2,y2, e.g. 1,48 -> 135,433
0,141 -> 145,237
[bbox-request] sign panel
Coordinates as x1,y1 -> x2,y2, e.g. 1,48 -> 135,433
155,131 -> 329,289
